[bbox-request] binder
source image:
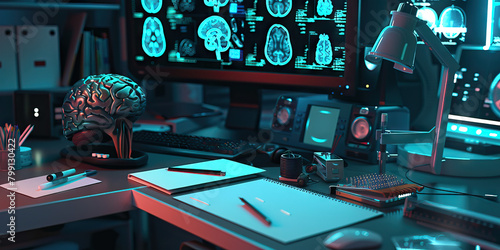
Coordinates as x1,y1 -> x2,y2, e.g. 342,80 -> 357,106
17,25 -> 60,89
0,26 -> 18,91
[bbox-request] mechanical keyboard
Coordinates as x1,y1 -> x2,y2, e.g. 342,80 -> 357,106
132,130 -> 256,159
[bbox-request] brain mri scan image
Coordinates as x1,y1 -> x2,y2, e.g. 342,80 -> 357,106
197,16 -> 231,60
142,17 -> 167,57
141,0 -> 162,14
264,24 -> 292,66
317,0 -> 333,17
266,0 -> 292,18
315,34 -> 333,65
204,0 -> 229,13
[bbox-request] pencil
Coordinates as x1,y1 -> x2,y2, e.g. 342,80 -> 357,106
19,125 -> 34,146
0,127 -> 4,150
19,124 -> 31,141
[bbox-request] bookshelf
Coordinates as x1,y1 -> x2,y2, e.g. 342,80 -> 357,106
0,1 -> 122,89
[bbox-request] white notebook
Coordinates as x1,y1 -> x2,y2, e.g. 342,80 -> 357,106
128,159 -> 265,195
175,178 -> 383,243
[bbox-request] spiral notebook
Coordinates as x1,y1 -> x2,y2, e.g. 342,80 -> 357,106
174,178 -> 383,244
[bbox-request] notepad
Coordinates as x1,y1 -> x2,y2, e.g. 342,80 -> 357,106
128,159 -> 265,195
0,175 -> 100,198
174,178 -> 383,244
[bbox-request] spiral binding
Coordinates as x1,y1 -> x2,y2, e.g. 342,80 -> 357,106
262,178 -> 380,213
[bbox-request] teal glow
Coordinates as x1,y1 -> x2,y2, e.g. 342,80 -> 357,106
484,0 -> 493,50
401,43 -> 408,61
142,17 -> 167,57
311,136 -> 328,143
448,122 -> 500,140
320,110 -> 331,114
324,232 -> 344,244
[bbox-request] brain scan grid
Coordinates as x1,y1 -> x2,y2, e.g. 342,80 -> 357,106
131,0 -> 348,77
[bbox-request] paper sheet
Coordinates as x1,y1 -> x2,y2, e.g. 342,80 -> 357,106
1,175 -> 101,198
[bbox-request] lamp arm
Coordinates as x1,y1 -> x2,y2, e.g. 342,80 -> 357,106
415,20 -> 459,72
415,20 -> 460,174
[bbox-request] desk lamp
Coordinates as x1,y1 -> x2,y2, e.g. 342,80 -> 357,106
365,2 -> 460,175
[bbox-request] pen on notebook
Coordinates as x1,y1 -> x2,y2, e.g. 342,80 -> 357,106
166,167 -> 226,176
38,170 -> 97,190
239,197 -> 272,226
46,168 -> 76,181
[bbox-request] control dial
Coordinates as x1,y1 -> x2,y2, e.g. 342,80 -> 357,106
489,73 -> 500,118
351,117 -> 371,140
276,107 -> 292,125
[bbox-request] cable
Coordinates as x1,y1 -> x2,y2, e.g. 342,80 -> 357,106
404,164 -> 498,202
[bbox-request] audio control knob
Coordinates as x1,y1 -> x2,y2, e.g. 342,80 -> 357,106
351,117 -> 371,140
277,107 -> 292,125
489,73 -> 500,118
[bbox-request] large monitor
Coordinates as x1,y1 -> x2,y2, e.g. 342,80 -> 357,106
124,0 -> 358,129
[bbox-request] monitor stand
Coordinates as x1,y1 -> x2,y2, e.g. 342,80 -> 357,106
225,85 -> 261,130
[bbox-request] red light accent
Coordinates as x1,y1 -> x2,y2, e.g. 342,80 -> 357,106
34,60 -> 46,67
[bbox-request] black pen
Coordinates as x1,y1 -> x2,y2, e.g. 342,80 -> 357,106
167,167 -> 226,176
239,197 -> 272,226
47,168 -> 76,181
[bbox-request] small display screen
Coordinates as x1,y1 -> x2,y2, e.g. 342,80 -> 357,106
302,105 -> 340,148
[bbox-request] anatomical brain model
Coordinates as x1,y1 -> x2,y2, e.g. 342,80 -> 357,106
62,74 -> 146,159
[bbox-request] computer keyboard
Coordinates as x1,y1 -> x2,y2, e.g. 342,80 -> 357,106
132,130 -> 257,159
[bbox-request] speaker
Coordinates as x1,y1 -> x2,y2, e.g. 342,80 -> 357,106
14,89 -> 67,138
345,105 -> 409,163
271,95 -> 299,132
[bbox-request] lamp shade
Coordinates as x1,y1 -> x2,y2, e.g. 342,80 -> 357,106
365,9 -> 419,74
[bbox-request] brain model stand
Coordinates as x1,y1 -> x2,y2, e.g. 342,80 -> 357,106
198,16 -> 231,60
316,0 -> 333,17
266,0 -> 292,18
142,0 -> 162,14
62,74 -> 146,160
204,0 -> 229,13
142,17 -> 167,57
315,34 -> 333,65
264,24 -> 293,66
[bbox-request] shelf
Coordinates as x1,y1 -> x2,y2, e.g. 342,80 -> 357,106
0,2 -> 120,11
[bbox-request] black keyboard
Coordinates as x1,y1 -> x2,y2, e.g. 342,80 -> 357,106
132,131 -> 256,159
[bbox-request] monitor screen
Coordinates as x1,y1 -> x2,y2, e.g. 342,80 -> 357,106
412,0 -> 489,47
124,0 -> 357,96
448,47 -> 500,146
302,105 -> 340,148
491,0 -> 500,47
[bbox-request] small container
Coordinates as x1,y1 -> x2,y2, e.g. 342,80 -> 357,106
0,146 -> 31,171
0,148 -> 21,171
